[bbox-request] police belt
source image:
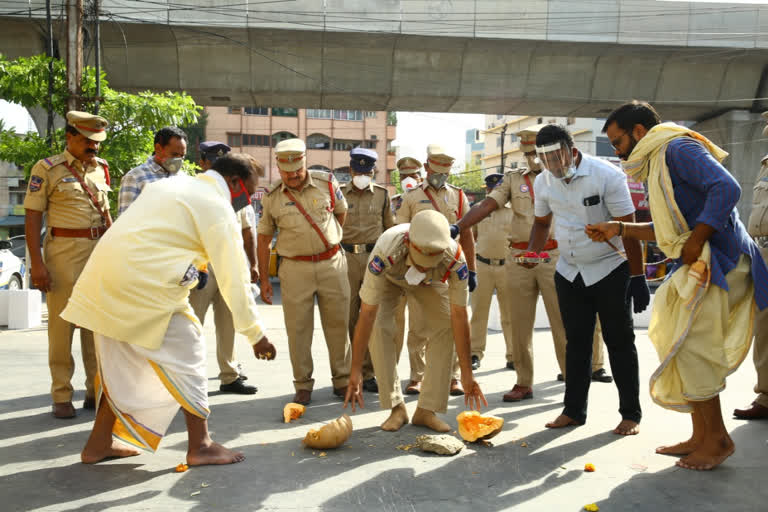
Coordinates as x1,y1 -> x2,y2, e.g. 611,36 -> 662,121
510,239 -> 558,251
341,242 -> 375,254
281,244 -> 340,262
50,226 -> 107,240
477,254 -> 505,266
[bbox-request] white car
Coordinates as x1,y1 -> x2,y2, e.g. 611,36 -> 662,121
0,240 -> 25,290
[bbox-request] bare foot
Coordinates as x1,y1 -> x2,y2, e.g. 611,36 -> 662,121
187,441 -> 245,466
676,437 -> 734,471
411,407 -> 451,433
613,419 -> 640,436
545,414 -> 581,429
656,438 -> 701,456
381,404 -> 409,432
81,441 -> 141,464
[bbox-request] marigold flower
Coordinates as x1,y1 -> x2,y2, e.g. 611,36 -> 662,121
584,463 -> 596,472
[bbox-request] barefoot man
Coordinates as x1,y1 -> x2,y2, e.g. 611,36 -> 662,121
344,210 -> 487,431
62,153 -> 276,465
590,101 -> 768,470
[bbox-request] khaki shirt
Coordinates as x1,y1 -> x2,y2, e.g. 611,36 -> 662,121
395,182 -> 470,225
340,182 -> 394,244
488,168 -> 552,243
747,155 -> 768,238
23,150 -> 111,229
475,206 -> 515,260
359,224 -> 469,306
257,170 -> 347,258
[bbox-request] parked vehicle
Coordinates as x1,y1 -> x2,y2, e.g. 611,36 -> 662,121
0,240 -> 25,290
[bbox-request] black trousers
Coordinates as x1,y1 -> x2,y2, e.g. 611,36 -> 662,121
554,261 -> 641,424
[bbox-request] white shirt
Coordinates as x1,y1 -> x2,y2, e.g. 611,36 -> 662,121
534,152 -> 635,286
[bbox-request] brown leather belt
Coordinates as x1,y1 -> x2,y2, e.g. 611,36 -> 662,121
341,242 -> 375,254
510,239 -> 558,251
51,226 -> 107,240
477,254 -> 505,266
282,244 -> 340,262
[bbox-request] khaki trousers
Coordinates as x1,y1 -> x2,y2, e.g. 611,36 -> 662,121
43,235 -> 98,403
345,251 -> 376,380
470,260 -> 515,361
369,282 -> 454,413
507,249 -> 604,388
403,298 -> 428,382
753,246 -> 768,409
188,267 -> 240,385
278,252 -> 351,392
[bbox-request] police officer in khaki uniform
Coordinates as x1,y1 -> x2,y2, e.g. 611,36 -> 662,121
24,111 -> 112,418
734,110 -> 768,420
340,147 -> 395,393
257,139 -> 351,405
344,210 -> 487,432
396,145 -> 476,396
391,157 -> 423,214
469,173 -> 516,370
451,125 -> 610,403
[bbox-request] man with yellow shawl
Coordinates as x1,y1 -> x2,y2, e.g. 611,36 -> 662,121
587,101 -> 768,471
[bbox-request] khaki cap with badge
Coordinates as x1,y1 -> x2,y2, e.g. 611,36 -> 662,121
516,124 -> 547,153
275,138 -> 306,172
425,145 -> 455,174
408,210 -> 452,268
397,157 -> 423,175
66,111 -> 108,142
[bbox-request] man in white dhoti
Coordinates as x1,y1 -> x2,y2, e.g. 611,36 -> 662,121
62,153 -> 275,465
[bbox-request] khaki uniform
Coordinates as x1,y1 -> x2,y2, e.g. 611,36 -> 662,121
488,169 -> 604,387
747,155 -> 768,409
396,182 -> 471,381
258,170 -> 351,391
188,206 -> 254,385
340,182 -> 395,380
360,224 -> 469,412
23,150 -> 111,403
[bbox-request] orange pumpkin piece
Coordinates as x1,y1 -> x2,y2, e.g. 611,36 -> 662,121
303,414 -> 353,449
175,463 -> 189,473
456,411 -> 504,442
283,403 -> 306,423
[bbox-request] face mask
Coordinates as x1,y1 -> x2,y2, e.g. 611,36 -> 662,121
405,265 -> 426,286
352,175 -> 372,189
525,153 -> 543,172
231,178 -> 252,212
427,173 -> 448,189
401,176 -> 418,190
162,156 -> 184,174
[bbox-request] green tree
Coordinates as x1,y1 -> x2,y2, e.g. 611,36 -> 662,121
448,162 -> 485,194
0,54 -> 202,211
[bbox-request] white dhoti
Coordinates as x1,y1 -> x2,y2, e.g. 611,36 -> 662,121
94,313 -> 210,452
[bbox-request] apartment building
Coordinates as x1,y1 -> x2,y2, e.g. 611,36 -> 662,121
204,107 -> 397,187
0,161 -> 26,239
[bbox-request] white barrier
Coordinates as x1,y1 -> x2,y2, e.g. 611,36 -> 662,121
0,291 -> 8,325
6,289 -> 42,329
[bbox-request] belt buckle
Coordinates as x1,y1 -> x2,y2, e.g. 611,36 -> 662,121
89,226 -> 100,240
493,258 -> 502,266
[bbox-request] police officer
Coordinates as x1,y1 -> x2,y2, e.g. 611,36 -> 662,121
396,145 -> 476,396
340,147 -> 395,393
391,156 -> 423,214
256,139 -> 351,405
469,173 -> 516,371
344,210 -> 487,432
451,125 -> 610,403
734,110 -> 768,419
24,111 -> 112,418
188,141 -> 259,394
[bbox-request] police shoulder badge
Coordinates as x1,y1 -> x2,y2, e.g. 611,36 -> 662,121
29,175 -> 44,192
455,263 -> 469,281
368,255 -> 385,275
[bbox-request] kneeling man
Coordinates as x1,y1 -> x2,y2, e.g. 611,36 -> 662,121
62,153 -> 275,465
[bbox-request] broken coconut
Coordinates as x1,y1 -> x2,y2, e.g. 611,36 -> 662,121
417,434 -> 464,456
283,403 -> 306,423
456,411 -> 504,442
303,414 -> 353,449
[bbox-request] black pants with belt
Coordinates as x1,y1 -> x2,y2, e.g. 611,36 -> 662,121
555,261 -> 641,424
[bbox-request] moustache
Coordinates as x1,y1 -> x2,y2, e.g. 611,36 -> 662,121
85,148 -> 98,154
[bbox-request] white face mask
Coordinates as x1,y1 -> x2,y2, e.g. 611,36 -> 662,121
404,265 -> 426,285
401,176 -> 418,190
427,173 -> 448,189
352,175 -> 371,189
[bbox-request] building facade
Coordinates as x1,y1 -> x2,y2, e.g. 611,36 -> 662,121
0,161 -> 26,239
465,128 -> 485,169
204,107 -> 397,187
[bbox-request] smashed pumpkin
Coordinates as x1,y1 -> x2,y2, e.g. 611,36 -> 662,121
303,414 -> 353,449
456,411 -> 504,442
283,403 -> 306,423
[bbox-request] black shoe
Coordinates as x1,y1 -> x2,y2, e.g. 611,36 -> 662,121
471,355 -> 481,370
362,378 -> 379,393
506,361 -> 515,371
557,373 -> 565,382
220,377 -> 257,394
83,396 -> 96,410
591,369 -> 613,383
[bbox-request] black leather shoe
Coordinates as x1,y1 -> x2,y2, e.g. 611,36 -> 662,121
83,396 -> 96,410
506,361 -> 515,370
220,377 -> 257,394
591,369 -> 613,383
362,378 -> 379,393
471,355 -> 481,370
557,373 -> 565,382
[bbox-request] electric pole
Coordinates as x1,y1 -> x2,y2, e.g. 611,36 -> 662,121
66,0 -> 83,112
499,124 -> 507,173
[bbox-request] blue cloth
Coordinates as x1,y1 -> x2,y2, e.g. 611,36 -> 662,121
664,137 -> 768,310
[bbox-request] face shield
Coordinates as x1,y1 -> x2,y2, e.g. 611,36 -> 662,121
536,142 -> 575,181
